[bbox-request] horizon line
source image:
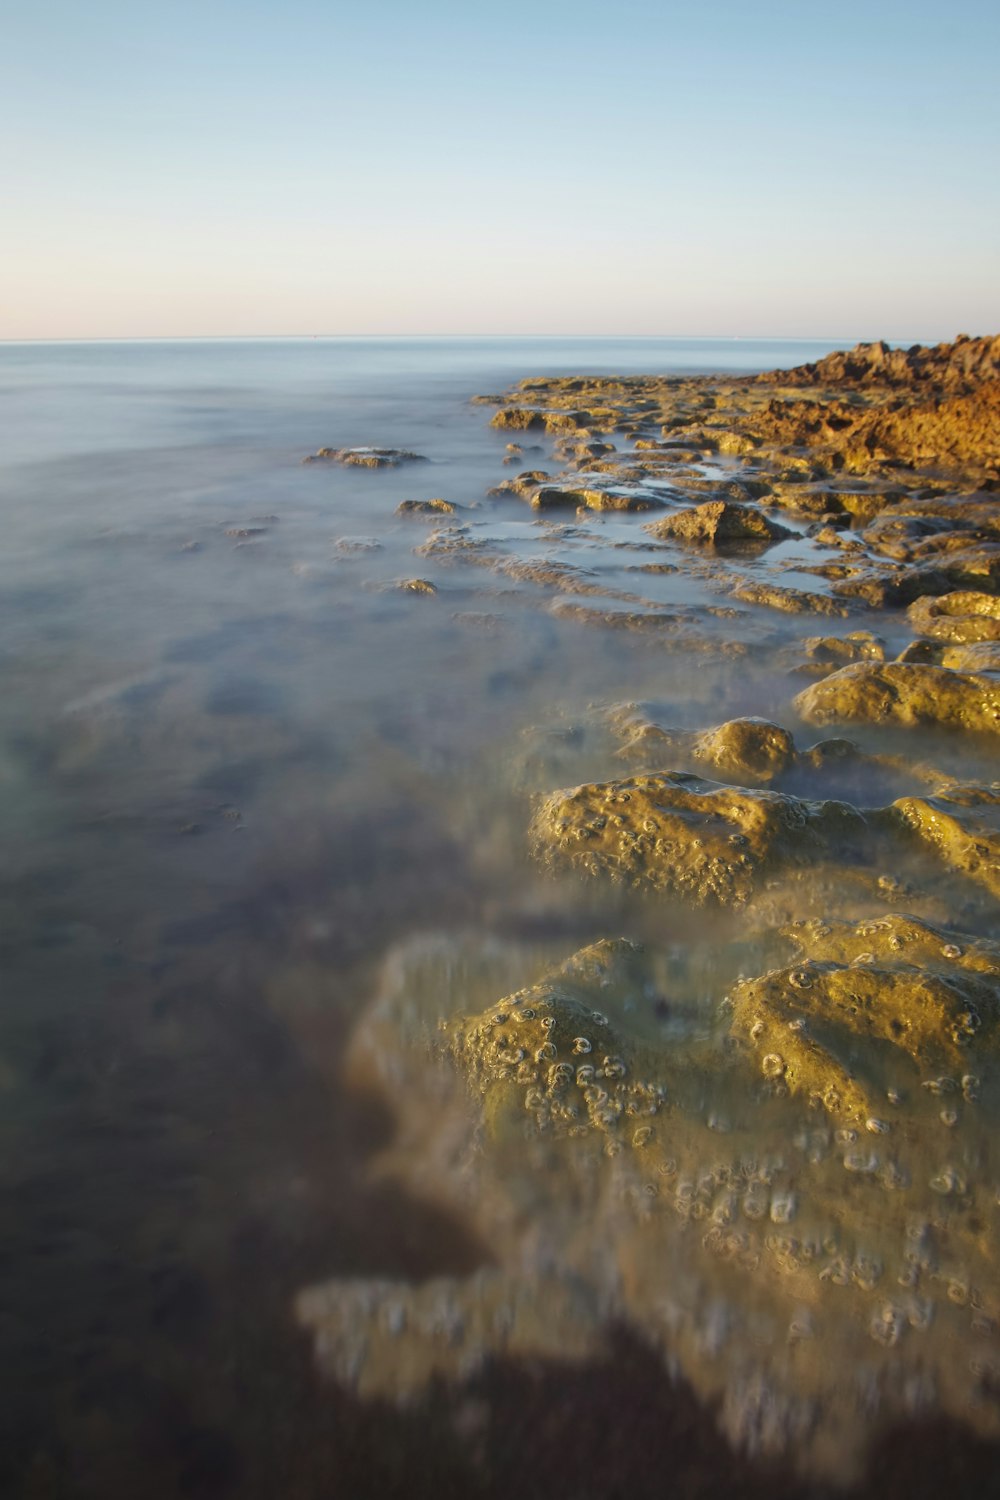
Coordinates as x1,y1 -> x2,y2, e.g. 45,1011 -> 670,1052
0,331 -> 945,348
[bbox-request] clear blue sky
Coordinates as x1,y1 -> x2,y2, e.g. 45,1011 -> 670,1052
3,0 -> 998,339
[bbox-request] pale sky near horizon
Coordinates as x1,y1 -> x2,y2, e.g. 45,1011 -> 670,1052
3,0 -> 998,341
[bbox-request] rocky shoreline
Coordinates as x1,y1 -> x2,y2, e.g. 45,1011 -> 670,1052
297,335 -> 1000,1484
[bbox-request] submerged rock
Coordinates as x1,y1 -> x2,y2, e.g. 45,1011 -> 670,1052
304,446 -> 427,467
794,662 -> 1000,736
297,926 -> 1000,1479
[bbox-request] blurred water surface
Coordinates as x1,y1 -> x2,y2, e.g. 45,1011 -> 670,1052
9,335 -> 993,1500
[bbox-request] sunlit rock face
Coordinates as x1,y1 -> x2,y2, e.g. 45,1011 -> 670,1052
296,927 -> 1000,1480
794,661 -> 1000,736
907,590 -> 1000,643
529,772 -> 875,908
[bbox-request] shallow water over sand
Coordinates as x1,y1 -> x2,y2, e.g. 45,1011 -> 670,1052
3,337 -> 999,1499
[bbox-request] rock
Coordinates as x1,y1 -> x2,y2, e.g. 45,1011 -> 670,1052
304,446 -> 427,467
532,485 -> 662,513
487,469 -> 551,499
334,535 -> 382,554
730,580 -> 848,617
530,772 -> 870,906
490,408 -> 545,431
296,925 -> 1000,1479
395,578 -> 437,595
860,513 -> 988,563
644,501 -> 793,547
690,718 -> 798,781
800,633 -> 886,672
758,333 -> 1000,394
414,527 -> 500,565
907,591 -> 1000,643
938,641 -> 1000,671
729,912 -> 1000,1119
395,498 -> 457,517
891,784 -> 1000,900
794,663 -> 1000,736
611,712 -> 796,786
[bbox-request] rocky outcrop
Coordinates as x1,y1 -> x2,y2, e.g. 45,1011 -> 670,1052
757,333 -> 1000,394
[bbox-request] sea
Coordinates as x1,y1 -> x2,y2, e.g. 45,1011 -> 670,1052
3,335 -> 988,1500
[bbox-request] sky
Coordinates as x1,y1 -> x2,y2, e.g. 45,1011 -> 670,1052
3,0 -> 998,340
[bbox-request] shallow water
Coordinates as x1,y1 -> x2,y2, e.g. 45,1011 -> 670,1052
3,336 -> 999,1499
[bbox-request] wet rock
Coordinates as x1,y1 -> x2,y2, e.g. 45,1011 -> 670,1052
395,498 -> 457,518
891,784 -> 1000,900
297,926 -> 1000,1479
489,408 -> 546,431
799,633 -> 886,673
730,913 -> 1000,1120
298,1269 -> 604,1401
894,639 -> 1000,672
907,591 -> 1000,643
334,536 -> 382,554
395,578 -> 438,595
304,446 -> 427,467
644,501 -> 793,547
487,469 -> 551,499
936,641 -> 1000,672
531,772 -> 870,906
860,513 -> 986,563
668,476 -> 774,504
414,527 -> 500,566
528,484 -> 657,512
794,663 -> 1000,736
730,580 -> 848,617
610,712 -> 796,786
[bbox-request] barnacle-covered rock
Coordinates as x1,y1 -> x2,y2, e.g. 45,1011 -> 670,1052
794,662 -> 1000,735
297,926 -> 1000,1480
530,772 -> 870,906
729,913 -> 1000,1120
891,783 -> 1000,900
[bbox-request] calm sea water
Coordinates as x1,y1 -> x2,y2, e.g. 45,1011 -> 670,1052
6,335 -> 983,1500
